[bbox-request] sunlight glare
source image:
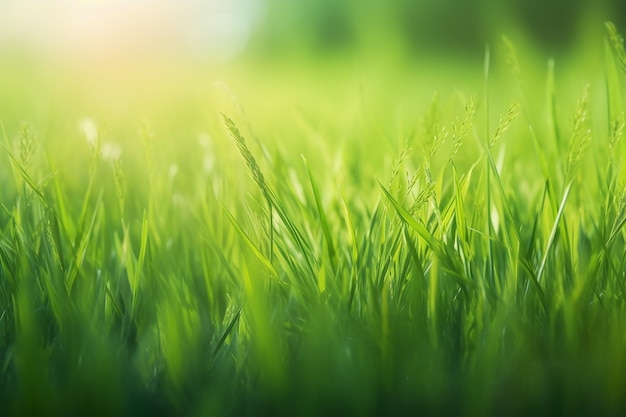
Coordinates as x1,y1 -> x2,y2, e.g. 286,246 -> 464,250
0,0 -> 265,64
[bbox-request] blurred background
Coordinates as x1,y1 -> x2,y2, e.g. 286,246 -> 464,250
1,0 -> 623,62
0,0 -> 623,151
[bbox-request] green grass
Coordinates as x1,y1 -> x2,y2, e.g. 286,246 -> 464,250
2,22 -> 626,417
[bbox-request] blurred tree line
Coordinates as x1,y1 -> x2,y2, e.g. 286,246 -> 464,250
253,0 -> 626,57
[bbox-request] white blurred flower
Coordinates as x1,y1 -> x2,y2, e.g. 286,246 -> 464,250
198,132 -> 213,149
203,155 -> 215,173
169,164 -> 179,179
101,142 -> 122,161
80,118 -> 98,147
199,133 -> 216,174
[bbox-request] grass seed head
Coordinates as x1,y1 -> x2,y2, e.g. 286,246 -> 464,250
489,102 -> 519,148
450,94 -> 477,161
409,181 -> 435,215
423,94 -> 448,159
222,114 -> 271,203
606,21 -> 626,74
566,84 -> 592,178
609,112 -> 625,154
389,142 -> 411,195
502,36 -> 523,84
140,120 -> 155,173
113,157 -> 126,217
18,123 -> 35,169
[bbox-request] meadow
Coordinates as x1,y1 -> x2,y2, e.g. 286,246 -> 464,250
1,14 -> 626,416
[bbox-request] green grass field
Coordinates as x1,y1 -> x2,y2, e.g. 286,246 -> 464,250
2,15 -> 626,417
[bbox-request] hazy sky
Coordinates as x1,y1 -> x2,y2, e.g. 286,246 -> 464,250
0,0 -> 265,62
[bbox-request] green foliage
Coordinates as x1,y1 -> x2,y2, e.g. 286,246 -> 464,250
2,20 -> 626,417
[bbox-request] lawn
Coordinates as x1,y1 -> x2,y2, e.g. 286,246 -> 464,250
1,6 -> 626,416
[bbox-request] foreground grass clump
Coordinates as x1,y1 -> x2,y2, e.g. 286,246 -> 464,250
2,24 -> 626,417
